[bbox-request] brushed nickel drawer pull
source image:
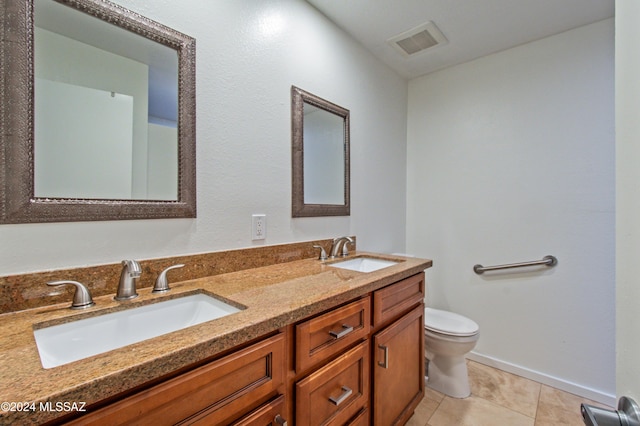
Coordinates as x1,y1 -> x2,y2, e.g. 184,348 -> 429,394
328,386 -> 353,406
274,414 -> 288,426
329,324 -> 354,339
378,344 -> 389,368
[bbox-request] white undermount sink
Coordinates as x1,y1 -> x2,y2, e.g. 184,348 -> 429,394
329,257 -> 399,273
33,293 -> 242,369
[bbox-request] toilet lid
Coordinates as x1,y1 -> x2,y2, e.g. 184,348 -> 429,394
424,307 -> 479,337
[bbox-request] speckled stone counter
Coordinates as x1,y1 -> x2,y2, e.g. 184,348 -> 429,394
0,251 -> 431,425
0,239 -> 345,313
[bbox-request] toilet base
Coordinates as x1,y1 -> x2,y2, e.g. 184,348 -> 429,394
426,354 -> 471,398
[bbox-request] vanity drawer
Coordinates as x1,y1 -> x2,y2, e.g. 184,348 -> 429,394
69,333 -> 285,426
295,340 -> 370,426
346,407 -> 369,426
373,272 -> 424,328
226,395 -> 286,426
295,297 -> 370,373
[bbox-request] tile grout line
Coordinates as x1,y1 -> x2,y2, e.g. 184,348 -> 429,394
532,381 -> 542,423
428,397 -> 441,426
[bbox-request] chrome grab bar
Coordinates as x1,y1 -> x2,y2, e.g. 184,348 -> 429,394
473,255 -> 557,275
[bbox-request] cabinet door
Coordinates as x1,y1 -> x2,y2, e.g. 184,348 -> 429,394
296,340 -> 370,426
373,304 -> 424,426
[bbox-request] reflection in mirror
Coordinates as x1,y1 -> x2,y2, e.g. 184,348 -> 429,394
0,0 -> 196,223
292,86 -> 350,217
34,0 -> 178,201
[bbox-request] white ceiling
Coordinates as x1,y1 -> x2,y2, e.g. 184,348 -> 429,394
306,0 -> 614,80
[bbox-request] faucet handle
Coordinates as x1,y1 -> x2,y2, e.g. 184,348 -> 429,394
47,280 -> 95,309
341,239 -> 353,257
153,264 -> 185,293
313,245 -> 328,261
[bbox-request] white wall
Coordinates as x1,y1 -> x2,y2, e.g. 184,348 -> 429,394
407,19 -> 615,403
147,123 -> 178,201
303,106 -> 345,205
35,79 -> 134,199
0,0 -> 407,275
616,1 -> 640,403
35,27 -> 149,198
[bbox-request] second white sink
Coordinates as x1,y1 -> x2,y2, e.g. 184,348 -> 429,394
329,257 -> 398,273
34,293 -> 242,369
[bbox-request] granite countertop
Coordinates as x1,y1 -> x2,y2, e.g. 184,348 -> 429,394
0,251 -> 431,425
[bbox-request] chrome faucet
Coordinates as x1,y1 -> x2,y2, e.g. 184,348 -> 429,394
115,259 -> 142,301
330,236 -> 354,258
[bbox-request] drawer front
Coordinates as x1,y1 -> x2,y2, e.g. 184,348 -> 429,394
296,297 -> 370,373
346,407 -> 369,426
227,395 -> 287,426
70,333 -> 285,426
373,272 -> 424,327
296,340 -> 370,426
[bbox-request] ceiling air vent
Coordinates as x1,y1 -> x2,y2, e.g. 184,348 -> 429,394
388,21 -> 448,57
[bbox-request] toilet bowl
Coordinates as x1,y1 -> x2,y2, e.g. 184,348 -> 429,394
424,307 -> 479,398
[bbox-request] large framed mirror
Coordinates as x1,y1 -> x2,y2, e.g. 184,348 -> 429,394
0,0 -> 196,223
291,86 -> 350,217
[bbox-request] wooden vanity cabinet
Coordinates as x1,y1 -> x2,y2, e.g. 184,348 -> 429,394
371,273 -> 425,426
66,333 -> 287,426
59,271 -> 425,426
293,272 -> 425,426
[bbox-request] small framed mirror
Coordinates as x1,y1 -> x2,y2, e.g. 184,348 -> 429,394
0,0 -> 196,223
291,86 -> 350,217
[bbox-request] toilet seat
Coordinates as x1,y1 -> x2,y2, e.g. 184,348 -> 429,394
424,307 -> 479,337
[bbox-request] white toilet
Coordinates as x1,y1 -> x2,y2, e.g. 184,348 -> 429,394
424,307 -> 480,398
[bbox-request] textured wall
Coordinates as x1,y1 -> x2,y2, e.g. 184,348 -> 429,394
407,20 -> 615,403
0,0 -> 408,275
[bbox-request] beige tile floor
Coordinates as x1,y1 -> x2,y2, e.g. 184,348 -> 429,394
407,360 -> 612,426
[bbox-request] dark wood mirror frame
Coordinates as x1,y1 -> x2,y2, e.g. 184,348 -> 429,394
0,0 -> 196,223
291,86 -> 350,218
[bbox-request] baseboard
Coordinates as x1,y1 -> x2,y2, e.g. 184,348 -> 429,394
466,351 -> 616,407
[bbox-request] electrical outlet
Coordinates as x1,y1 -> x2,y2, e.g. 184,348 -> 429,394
252,214 -> 266,240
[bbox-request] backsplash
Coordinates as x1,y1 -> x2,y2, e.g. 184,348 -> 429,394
0,238 -> 354,314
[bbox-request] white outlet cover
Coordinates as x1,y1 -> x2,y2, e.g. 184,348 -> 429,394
252,214 -> 266,240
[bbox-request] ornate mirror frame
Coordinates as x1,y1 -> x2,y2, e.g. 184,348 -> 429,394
291,86 -> 350,217
0,0 -> 196,223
